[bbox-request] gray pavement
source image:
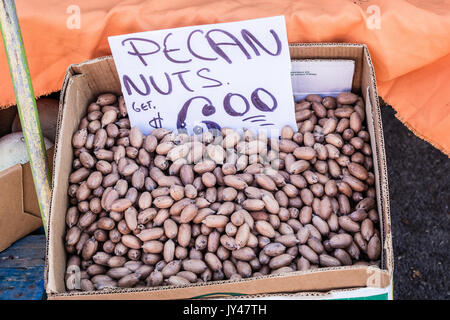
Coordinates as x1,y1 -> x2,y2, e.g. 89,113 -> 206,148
381,105 -> 449,300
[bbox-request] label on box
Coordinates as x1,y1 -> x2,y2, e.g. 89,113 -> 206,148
291,59 -> 355,101
108,16 -> 296,137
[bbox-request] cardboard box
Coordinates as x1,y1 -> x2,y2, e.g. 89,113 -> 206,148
0,107 -> 54,252
46,43 -> 393,299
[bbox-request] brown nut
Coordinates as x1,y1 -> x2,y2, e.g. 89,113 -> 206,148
255,221 -> 275,238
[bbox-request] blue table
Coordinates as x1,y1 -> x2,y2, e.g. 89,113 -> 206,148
0,231 -> 46,300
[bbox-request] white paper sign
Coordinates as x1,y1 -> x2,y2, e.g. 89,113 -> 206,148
291,59 -> 355,101
108,16 -> 296,136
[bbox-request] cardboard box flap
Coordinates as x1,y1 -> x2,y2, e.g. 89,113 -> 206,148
49,267 -> 390,300
22,147 -> 55,218
70,56 -> 121,98
0,164 -> 42,251
48,70 -> 108,292
360,46 -> 393,275
47,75 -> 88,293
289,43 -> 363,93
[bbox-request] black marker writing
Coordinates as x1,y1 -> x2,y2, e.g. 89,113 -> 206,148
163,33 -> 192,64
123,74 -> 150,96
150,72 -> 172,95
205,29 -> 251,64
149,112 -> 164,128
242,115 -> 264,121
121,37 -> 160,67
201,120 -> 221,131
121,26 -> 283,66
197,68 -> 223,88
224,92 -> 250,116
251,88 -> 278,112
187,29 -> 218,61
177,96 -> 216,129
241,29 -> 282,56
172,70 -> 194,92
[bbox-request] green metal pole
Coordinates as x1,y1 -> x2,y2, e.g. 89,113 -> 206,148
0,0 -> 51,233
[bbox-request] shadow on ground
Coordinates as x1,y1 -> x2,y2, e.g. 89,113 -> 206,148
381,105 -> 449,300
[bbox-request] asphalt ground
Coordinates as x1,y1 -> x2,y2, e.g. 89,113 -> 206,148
381,105 -> 449,300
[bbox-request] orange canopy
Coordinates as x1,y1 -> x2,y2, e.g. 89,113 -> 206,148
1,0 -> 449,155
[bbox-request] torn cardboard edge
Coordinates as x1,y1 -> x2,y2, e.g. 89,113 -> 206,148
45,43 -> 393,299
50,267 -> 390,300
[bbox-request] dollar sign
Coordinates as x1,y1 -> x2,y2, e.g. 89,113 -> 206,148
149,112 -> 163,129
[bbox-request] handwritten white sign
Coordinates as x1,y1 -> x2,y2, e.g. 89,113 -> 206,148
108,16 -> 296,137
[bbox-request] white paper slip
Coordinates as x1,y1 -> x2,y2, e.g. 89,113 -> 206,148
291,59 -> 355,101
108,16 -> 296,137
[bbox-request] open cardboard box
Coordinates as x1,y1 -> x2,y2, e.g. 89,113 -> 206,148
46,43 -> 393,299
0,107 -> 54,252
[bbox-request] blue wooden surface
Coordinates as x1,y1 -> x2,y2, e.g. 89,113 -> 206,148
0,232 -> 46,300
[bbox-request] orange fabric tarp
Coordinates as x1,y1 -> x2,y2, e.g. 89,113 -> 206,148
1,0 -> 449,155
